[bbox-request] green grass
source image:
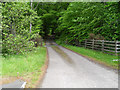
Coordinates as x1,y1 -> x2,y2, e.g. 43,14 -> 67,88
2,47 -> 46,76
0,55 -> 2,76
60,44 -> 118,69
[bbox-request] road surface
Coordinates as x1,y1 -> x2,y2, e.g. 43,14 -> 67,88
0,79 -> 26,89
40,41 -> 118,88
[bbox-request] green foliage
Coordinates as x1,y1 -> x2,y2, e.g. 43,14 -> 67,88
2,2 -> 120,56
2,34 -> 35,56
31,33 -> 43,47
56,2 -> 120,44
32,18 -> 43,34
2,2 -> 42,37
2,2 -> 43,55
2,2 -> 30,36
2,47 -> 46,76
35,2 -> 69,37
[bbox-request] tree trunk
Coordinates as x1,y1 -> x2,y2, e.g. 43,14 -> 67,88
30,1 -> 39,33
30,22 -> 32,33
30,0 -> 33,33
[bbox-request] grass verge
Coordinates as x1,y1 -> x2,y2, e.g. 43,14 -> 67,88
60,44 -> 118,69
1,47 -> 47,88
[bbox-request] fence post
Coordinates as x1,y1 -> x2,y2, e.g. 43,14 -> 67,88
85,39 -> 87,48
102,40 -> 104,52
92,39 -> 94,50
79,41 -> 81,47
115,41 -> 118,56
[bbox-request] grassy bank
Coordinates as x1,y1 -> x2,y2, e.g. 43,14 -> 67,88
2,47 -> 47,87
60,44 -> 118,69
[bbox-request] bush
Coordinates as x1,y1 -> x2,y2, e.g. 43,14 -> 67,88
88,33 -> 104,40
31,34 -> 43,47
2,34 -> 35,56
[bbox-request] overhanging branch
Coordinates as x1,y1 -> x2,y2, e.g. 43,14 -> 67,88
34,3 -> 40,10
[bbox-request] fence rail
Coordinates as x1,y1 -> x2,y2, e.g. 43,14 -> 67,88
75,39 -> 120,55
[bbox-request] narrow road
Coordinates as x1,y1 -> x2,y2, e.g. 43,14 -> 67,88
1,79 -> 26,89
40,41 -> 118,88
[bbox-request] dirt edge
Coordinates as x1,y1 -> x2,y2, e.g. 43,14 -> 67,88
35,47 -> 49,88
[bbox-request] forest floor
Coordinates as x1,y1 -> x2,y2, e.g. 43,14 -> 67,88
39,41 -> 118,88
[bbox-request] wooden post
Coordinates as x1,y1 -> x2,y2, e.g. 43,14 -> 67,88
75,40 -> 78,46
92,39 -> 94,50
115,41 -> 118,56
79,41 -> 81,47
102,40 -> 104,52
85,39 -> 87,48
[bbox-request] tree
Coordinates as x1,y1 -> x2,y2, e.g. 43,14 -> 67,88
56,2 -> 119,44
2,2 -> 42,55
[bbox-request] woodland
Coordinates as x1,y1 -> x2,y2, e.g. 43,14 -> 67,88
1,2 -> 120,55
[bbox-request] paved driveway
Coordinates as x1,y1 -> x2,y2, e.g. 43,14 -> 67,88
40,41 -> 118,88
0,79 -> 26,89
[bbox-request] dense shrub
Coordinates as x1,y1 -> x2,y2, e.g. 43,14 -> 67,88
88,33 -> 104,40
2,2 -> 43,56
56,2 -> 120,44
31,34 -> 43,47
2,34 -> 35,56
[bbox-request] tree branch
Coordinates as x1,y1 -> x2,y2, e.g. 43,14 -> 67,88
34,2 -> 39,10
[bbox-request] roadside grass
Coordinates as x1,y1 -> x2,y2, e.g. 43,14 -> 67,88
2,47 -> 47,87
0,55 -> 2,85
60,44 -> 118,69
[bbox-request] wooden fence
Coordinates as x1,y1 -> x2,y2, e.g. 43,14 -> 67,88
74,39 -> 120,55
